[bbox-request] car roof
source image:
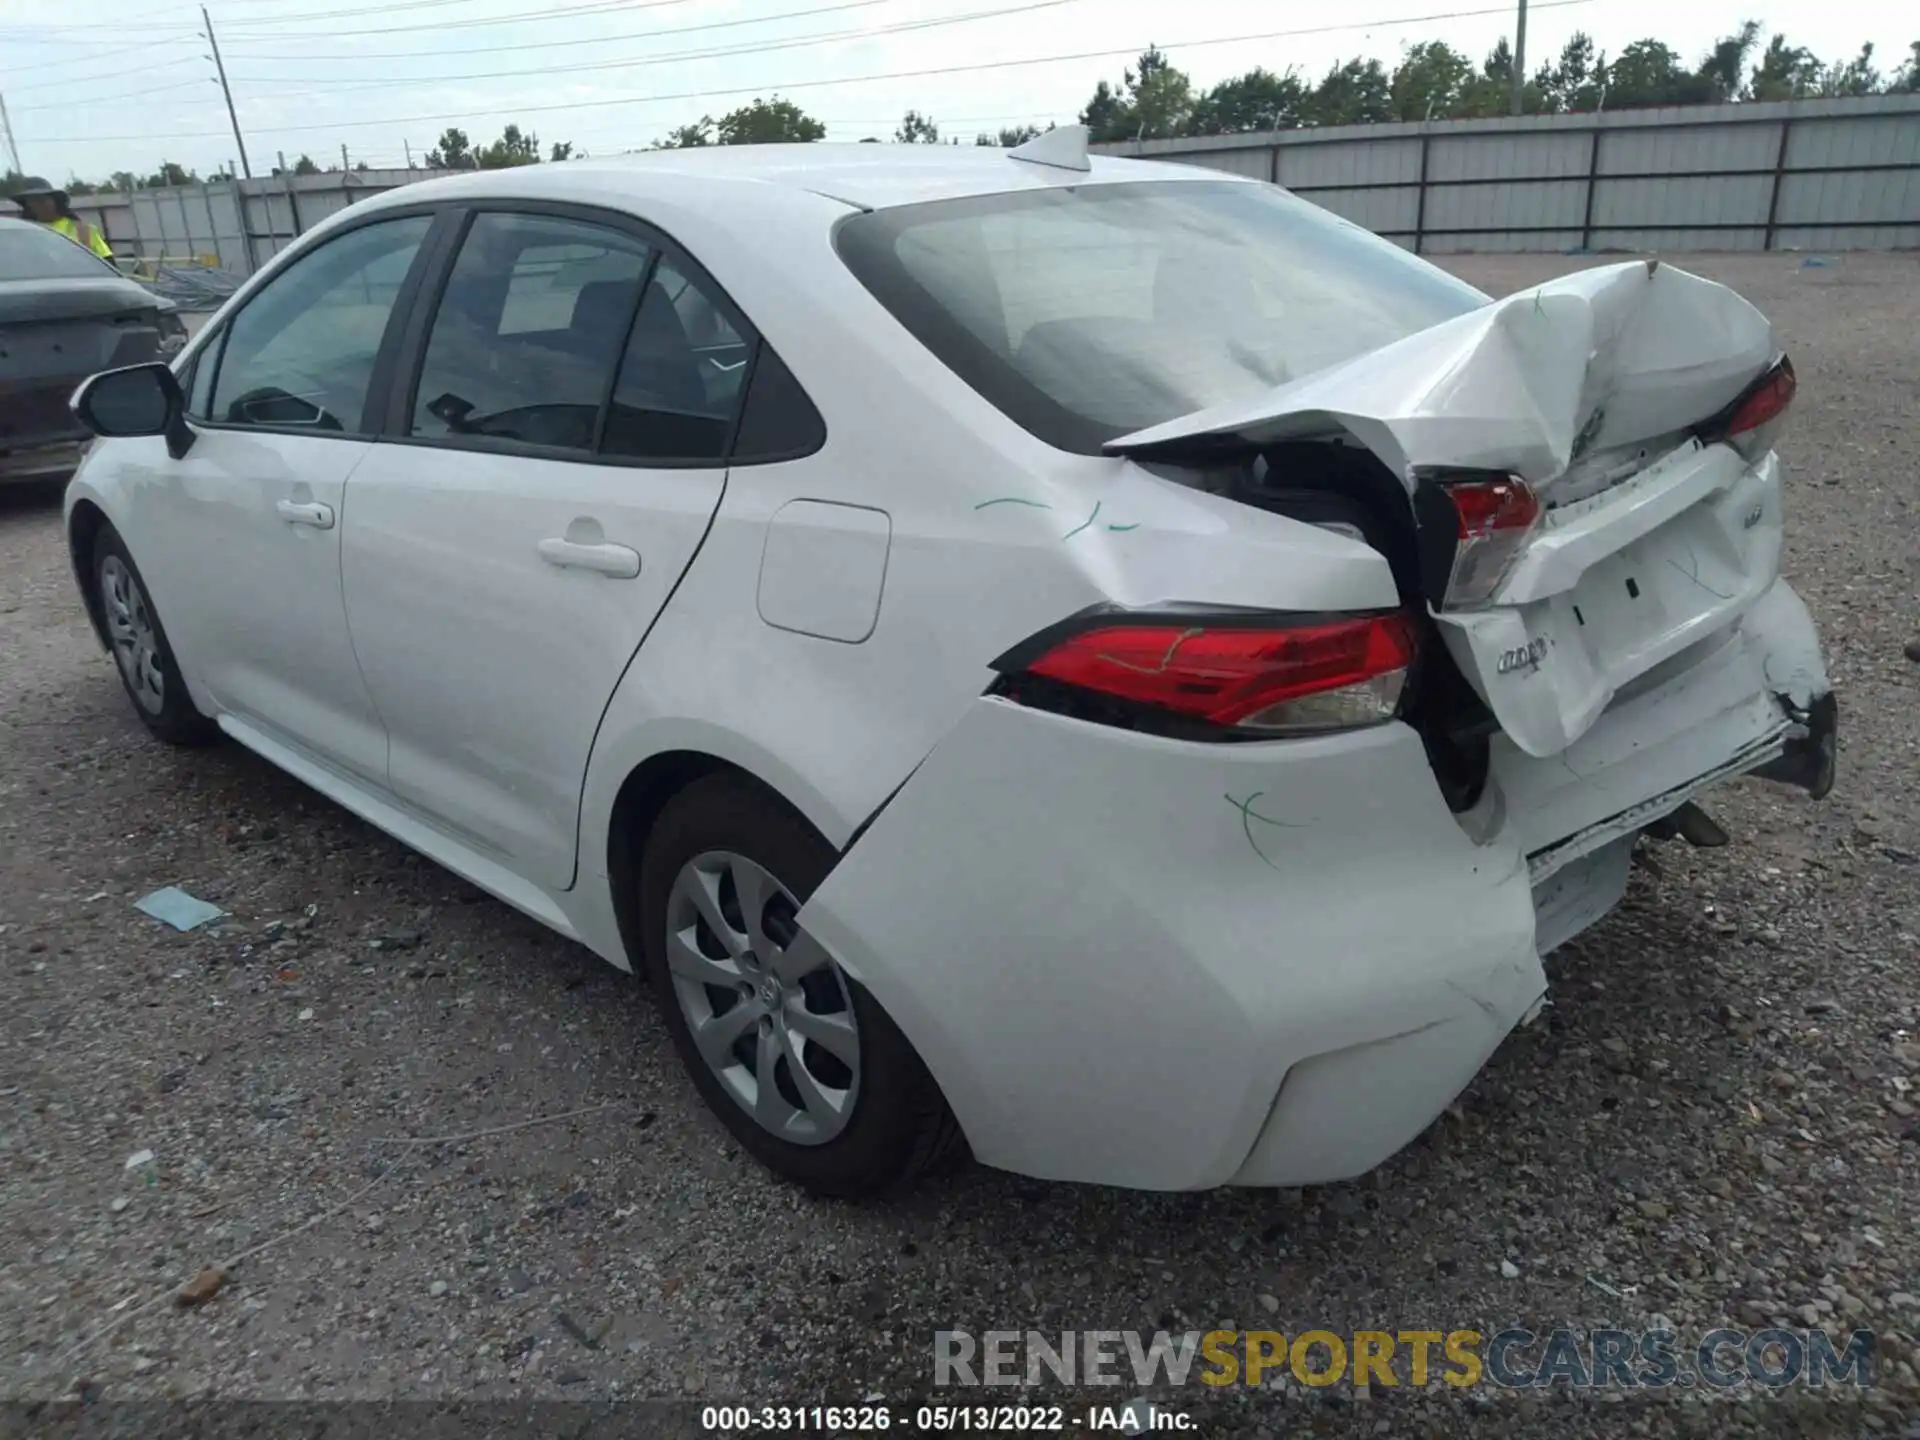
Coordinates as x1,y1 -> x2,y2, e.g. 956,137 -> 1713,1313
385,143 -> 1252,214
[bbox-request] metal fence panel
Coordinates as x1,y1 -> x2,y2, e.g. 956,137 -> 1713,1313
1099,94 -> 1920,253
1775,166 -> 1920,228
1278,137 -> 1422,188
1293,185 -> 1420,235
1161,147 -> 1268,178
1789,113 -> 1920,168
1426,178 -> 1586,232
1428,129 -> 1587,181
1599,119 -> 1782,175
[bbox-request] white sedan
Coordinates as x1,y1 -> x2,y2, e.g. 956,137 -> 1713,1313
63,129 -> 1835,1196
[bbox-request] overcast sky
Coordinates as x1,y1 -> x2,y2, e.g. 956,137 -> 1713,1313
2,0 -> 1911,182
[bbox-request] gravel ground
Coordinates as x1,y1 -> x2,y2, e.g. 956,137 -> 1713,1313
2,252 -> 1916,1436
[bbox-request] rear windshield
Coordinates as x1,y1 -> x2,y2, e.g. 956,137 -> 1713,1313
0,223 -> 117,282
835,179 -> 1487,454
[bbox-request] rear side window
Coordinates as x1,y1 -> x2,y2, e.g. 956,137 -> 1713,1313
601,257 -> 752,463
411,212 -> 654,453
835,180 -> 1486,454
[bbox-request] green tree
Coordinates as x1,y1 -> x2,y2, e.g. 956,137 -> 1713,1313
1892,40 -> 1920,93
1189,67 -> 1307,134
140,161 -> 196,188
975,124 -> 1043,146
1078,46 -> 1194,141
63,176 -> 99,195
292,154 -> 321,176
425,127 -> 474,169
1390,41 -> 1474,120
1307,57 -> 1394,125
476,124 -> 542,168
1819,42 -> 1882,96
714,96 -> 826,144
895,109 -> 940,144
657,121 -> 712,148
1603,39 -> 1716,108
1745,34 -> 1822,99
1697,20 -> 1761,100
108,170 -> 140,191
549,140 -> 576,161
1531,32 -> 1603,113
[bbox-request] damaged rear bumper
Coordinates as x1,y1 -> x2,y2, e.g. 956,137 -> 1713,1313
794,584 -> 1831,1192
1750,690 -> 1837,799
797,699 -> 1548,1192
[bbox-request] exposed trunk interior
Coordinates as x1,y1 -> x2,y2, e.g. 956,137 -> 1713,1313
1170,439 -> 1500,812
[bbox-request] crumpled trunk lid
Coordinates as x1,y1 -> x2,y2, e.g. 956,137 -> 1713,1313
1108,260 -> 1789,760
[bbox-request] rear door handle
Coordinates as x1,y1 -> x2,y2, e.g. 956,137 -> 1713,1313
538,537 -> 641,579
275,499 -> 335,529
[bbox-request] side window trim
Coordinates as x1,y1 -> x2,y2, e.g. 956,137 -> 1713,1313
362,207 -> 469,437
383,204 -> 477,443
383,198 -> 787,470
194,206 -> 447,443
587,247 -> 665,456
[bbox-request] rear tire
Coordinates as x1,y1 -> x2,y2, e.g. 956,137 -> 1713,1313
92,526 -> 218,747
638,773 -> 962,1197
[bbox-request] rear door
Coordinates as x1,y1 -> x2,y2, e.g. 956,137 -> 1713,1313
339,205 -> 755,889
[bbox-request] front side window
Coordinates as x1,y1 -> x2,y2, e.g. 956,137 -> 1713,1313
410,212 -> 653,454
835,180 -> 1488,454
209,214 -> 431,433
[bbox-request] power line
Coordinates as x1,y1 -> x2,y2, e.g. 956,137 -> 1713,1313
4,56 -> 203,94
22,0 -> 1599,144
0,0 -> 661,37
221,0 -> 891,62
230,0 -> 1089,89
10,78 -> 214,113
0,38 -> 193,78
217,0 -> 697,37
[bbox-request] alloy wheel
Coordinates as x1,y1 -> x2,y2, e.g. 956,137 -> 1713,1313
663,849 -> 860,1145
100,555 -> 165,715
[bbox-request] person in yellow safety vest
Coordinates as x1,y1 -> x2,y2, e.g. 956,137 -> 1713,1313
9,177 -> 114,262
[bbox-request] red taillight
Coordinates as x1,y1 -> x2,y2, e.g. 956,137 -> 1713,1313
1438,475 -> 1539,610
1725,357 -> 1796,438
1700,356 -> 1795,461
1002,611 -> 1419,736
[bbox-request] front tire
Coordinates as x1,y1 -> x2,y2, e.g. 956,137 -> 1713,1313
638,774 -> 961,1197
93,526 -> 218,747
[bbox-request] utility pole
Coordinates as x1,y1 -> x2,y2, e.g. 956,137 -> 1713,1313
1510,0 -> 1528,116
202,7 -> 252,178
403,138 -> 414,169
0,92 -> 22,175
341,142 -> 350,171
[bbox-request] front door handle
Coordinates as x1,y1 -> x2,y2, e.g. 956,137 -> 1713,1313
275,499 -> 335,529
538,537 -> 641,579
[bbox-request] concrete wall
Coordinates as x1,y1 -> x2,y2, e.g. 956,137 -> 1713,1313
1095,94 -> 1920,254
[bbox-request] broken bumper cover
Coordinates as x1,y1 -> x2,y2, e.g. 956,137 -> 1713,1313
798,698 -> 1548,1192
1751,690 -> 1838,800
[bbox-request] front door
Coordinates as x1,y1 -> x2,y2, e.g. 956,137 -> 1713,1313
341,209 -> 753,888
133,213 -> 435,786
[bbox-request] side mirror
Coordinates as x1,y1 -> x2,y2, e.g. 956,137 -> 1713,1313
70,363 -> 195,460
